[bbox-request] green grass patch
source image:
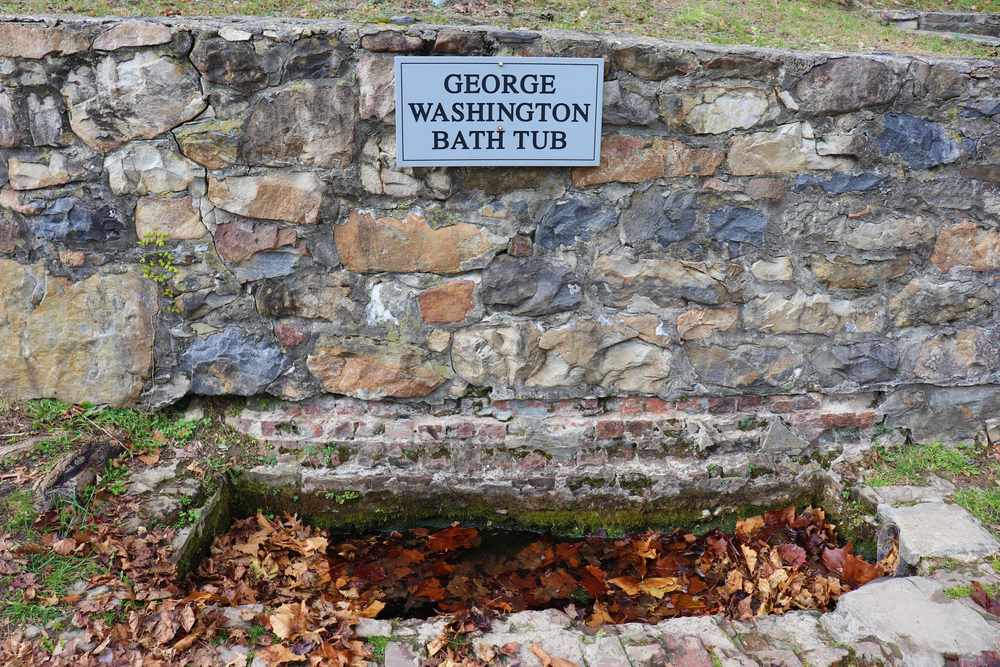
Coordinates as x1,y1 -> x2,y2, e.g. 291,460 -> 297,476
864,442 -> 979,487
0,489 -> 36,535
369,635 -> 391,661
954,487 -> 1000,533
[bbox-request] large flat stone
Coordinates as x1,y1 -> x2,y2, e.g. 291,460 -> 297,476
795,58 -> 902,115
62,51 -> 206,152
0,23 -> 90,59
890,276 -> 994,327
931,221 -> 1000,272
180,328 -> 289,396
105,139 -> 203,196
207,173 -> 325,225
820,577 -> 1000,667
307,335 -> 448,399
93,21 -> 172,50
335,210 -> 498,274
572,135 -> 723,186
743,291 -> 884,334
451,322 -> 544,387
592,254 -> 737,309
243,83 -> 354,169
0,262 -> 156,407
526,318 -> 672,393
728,122 -> 853,175
879,502 -> 1000,571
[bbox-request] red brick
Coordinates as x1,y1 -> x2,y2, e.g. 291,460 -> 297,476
625,420 -> 654,437
329,421 -> 356,439
260,421 -> 276,437
596,420 -> 624,438
618,397 -> 646,414
769,397 -> 795,413
737,395 -> 764,410
820,413 -> 856,429
446,422 -> 475,438
383,420 -> 414,440
418,424 -> 443,440
517,453 -> 547,472
355,421 -> 382,438
856,411 -> 877,428
283,406 -> 303,417
425,456 -> 451,470
707,397 -> 736,414
643,398 -> 673,414
476,423 -> 507,440
795,394 -> 822,410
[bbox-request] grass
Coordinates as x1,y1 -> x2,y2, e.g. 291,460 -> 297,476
369,635 -> 391,661
863,442 -> 979,487
0,0 -> 993,57
954,487 -> 1000,532
0,490 -> 104,629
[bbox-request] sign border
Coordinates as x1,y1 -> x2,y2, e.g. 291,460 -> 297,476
394,56 -> 604,168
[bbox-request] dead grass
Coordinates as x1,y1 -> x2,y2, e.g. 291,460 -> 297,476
0,0 -> 997,57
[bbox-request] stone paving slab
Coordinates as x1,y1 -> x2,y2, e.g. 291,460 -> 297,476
879,502 -> 1000,574
822,577 -> 1000,667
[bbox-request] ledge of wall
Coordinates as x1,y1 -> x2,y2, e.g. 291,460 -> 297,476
1,16 -> 999,446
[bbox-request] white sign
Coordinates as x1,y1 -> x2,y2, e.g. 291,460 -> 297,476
395,57 -> 604,167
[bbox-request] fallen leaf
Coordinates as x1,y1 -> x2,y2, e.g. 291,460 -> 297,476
138,451 -> 160,466
52,537 -> 77,556
530,642 -> 582,667
608,576 -> 641,596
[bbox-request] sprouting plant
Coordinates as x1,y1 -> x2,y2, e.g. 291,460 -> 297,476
138,230 -> 180,312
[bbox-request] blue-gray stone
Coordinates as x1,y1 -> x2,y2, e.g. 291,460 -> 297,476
708,207 -> 766,256
621,187 -> 697,248
537,197 -> 617,251
960,100 -> 1000,118
390,16 -> 415,24
815,341 -> 899,385
482,255 -> 582,316
181,328 -> 289,395
794,172 -> 888,195
34,198 -> 126,242
876,114 -> 961,170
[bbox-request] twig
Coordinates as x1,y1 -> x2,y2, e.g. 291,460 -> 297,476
77,413 -> 131,456
0,432 -> 29,439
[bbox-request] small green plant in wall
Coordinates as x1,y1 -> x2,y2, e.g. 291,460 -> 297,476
138,230 -> 180,310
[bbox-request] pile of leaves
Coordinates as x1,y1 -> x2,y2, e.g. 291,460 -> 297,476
0,505 -> 894,667
203,506 -> 886,627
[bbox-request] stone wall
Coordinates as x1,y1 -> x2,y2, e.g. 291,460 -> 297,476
2,15 -> 1000,451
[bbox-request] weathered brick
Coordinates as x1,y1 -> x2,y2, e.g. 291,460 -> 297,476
383,420 -> 414,440
676,397 -> 704,412
328,421 -> 356,439
795,395 -> 822,410
260,421 -> 276,437
446,422 -> 475,438
644,398 -> 674,414
476,423 -> 507,440
738,395 -> 765,410
856,411 -> 878,428
596,420 -> 624,438
625,420 -> 654,437
355,421 -> 383,438
769,397 -> 796,413
517,453 -> 547,471
708,397 -> 737,414
618,397 -> 647,414
820,413 -> 857,429
418,424 -> 443,441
